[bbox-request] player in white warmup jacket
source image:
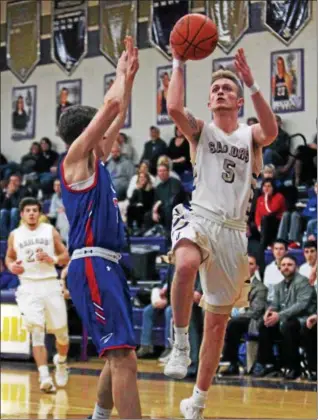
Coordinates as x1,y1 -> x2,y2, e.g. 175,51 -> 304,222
164,48 -> 278,419
6,197 -> 70,393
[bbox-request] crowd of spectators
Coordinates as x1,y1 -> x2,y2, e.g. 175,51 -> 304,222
0,116 -> 317,382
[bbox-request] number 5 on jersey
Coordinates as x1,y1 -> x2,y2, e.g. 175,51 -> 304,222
222,159 -> 236,183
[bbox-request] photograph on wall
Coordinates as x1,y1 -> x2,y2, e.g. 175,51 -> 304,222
271,49 -> 304,113
156,64 -> 186,125
56,79 -> 82,130
104,73 -> 131,128
11,85 -> 37,140
212,57 -> 244,118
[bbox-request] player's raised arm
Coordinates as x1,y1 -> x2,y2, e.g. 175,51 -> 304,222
166,50 -> 203,146
234,48 -> 278,147
97,37 -> 139,160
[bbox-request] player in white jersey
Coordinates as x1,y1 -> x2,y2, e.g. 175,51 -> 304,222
163,48 -> 278,419
5,197 -> 70,393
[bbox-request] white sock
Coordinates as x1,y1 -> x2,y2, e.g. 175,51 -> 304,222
57,354 -> 67,363
174,326 -> 189,348
38,365 -> 49,379
92,403 -> 111,419
192,385 -> 207,407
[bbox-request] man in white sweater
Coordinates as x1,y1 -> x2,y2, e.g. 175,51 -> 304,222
299,241 -> 317,285
263,239 -> 287,303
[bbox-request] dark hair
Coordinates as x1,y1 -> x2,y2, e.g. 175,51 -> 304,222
281,253 -> 298,265
40,137 -> 52,148
248,254 -> 257,264
58,105 -> 98,145
150,125 -> 158,131
303,241 -> 317,250
19,197 -> 42,212
119,132 -> 128,143
274,238 -> 288,250
261,178 -> 277,194
247,117 -> 258,125
30,141 -> 41,153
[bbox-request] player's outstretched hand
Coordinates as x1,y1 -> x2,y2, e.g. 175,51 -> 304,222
125,36 -> 139,81
234,48 -> 254,88
9,260 -> 24,275
116,36 -> 139,81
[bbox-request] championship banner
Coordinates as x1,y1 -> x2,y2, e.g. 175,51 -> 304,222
149,0 -> 191,60
264,0 -> 312,46
270,49 -> 304,114
100,0 -> 137,67
51,0 -> 88,76
207,0 -> 249,54
6,0 -> 40,83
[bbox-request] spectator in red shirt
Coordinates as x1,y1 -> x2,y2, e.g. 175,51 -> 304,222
255,179 -> 286,248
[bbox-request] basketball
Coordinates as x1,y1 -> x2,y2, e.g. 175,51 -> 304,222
170,14 -> 218,61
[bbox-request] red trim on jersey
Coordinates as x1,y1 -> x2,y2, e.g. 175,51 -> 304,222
60,156 -> 99,193
84,257 -> 102,307
99,345 -> 136,358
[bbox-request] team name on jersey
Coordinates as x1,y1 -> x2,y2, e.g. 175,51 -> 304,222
18,237 -> 49,249
208,141 -> 249,163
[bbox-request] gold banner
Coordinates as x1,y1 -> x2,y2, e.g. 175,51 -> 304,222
6,0 -> 40,83
100,0 -> 137,67
207,0 -> 249,54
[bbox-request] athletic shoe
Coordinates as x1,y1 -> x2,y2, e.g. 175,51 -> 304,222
158,348 -> 171,363
164,342 -> 191,379
40,376 -> 56,393
180,398 -> 204,420
53,354 -> 69,387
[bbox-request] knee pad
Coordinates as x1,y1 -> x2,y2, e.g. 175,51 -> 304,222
31,327 -> 45,347
54,327 -> 69,346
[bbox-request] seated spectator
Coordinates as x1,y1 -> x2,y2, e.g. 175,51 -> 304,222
263,115 -> 290,169
255,179 -> 286,248
20,142 -> 42,175
116,132 -> 136,164
136,282 -> 172,359
304,313 -> 317,381
263,239 -> 287,303
278,183 -> 317,246
221,255 -> 267,375
151,163 -> 185,233
127,172 -> 154,235
0,258 -> 19,290
140,126 -> 167,175
0,174 -> 33,238
48,179 -> 69,244
0,153 -> 20,181
253,254 -> 316,379
246,117 -> 258,126
107,143 -> 135,201
126,161 -> 155,200
167,126 -> 191,175
154,155 -> 180,186
299,241 -> 317,285
294,133 -> 317,186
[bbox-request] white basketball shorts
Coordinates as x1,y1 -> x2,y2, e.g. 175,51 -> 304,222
171,204 -> 250,314
15,279 -> 68,332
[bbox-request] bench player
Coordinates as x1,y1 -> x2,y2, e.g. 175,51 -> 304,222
58,37 -> 141,419
164,48 -> 278,418
6,197 -> 70,392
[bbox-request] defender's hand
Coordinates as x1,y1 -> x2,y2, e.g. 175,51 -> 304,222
234,48 -> 254,88
125,36 -> 139,81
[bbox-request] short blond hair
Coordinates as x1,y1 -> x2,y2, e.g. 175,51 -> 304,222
211,69 -> 243,98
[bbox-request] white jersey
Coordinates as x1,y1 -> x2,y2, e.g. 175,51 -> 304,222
192,122 -> 262,224
13,223 -> 58,283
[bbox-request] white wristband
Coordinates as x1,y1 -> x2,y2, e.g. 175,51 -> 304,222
249,82 -> 260,95
172,58 -> 185,70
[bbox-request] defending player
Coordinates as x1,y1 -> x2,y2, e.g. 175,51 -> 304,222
6,197 -> 70,392
164,48 -> 278,418
58,37 -> 141,419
